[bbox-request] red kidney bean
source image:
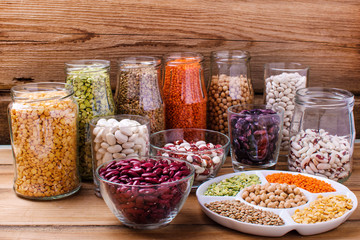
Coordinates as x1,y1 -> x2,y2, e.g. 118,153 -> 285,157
99,158 -> 193,225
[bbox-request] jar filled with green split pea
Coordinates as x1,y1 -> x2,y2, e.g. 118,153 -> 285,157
65,60 -> 115,180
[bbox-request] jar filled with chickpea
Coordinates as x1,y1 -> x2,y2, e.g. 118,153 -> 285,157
8,82 -> 80,200
207,50 -> 254,134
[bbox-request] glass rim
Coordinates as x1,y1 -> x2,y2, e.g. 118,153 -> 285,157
10,82 -> 74,102
227,104 -> 285,116
89,114 -> 150,127
65,59 -> 110,72
264,62 -> 309,72
95,156 -> 196,187
117,56 -> 161,68
295,87 -> 354,107
150,128 -> 230,153
164,52 -> 203,65
211,50 -> 250,61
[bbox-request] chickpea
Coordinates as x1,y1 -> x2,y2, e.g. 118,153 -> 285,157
284,202 -> 292,208
245,197 -> 251,203
242,190 -> 249,199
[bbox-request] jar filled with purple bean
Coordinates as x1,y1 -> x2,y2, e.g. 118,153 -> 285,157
95,157 -> 195,229
228,104 -> 284,171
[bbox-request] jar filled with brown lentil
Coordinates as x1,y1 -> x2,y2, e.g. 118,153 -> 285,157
8,82 -> 80,200
114,56 -> 165,133
207,50 -> 254,134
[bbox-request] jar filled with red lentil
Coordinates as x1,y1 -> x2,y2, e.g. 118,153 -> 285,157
114,56 -> 165,133
8,82 -> 80,200
207,50 -> 254,134
163,52 -> 207,129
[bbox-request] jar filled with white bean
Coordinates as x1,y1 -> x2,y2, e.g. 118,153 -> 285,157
90,115 -> 150,196
288,88 -> 355,183
264,63 -> 309,151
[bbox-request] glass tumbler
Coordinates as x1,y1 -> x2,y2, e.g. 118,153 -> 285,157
264,62 -> 309,151
288,87 -> 355,183
228,104 -> 284,171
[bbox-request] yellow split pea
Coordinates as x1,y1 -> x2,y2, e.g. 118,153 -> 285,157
10,91 -> 80,198
292,195 -> 353,224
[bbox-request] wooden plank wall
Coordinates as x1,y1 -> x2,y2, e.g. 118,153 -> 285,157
1,0 -> 359,144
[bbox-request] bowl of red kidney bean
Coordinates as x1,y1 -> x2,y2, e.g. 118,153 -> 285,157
96,156 -> 195,229
150,128 -> 230,188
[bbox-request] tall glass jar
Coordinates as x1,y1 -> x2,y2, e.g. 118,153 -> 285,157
66,60 -> 115,180
114,56 -> 165,133
288,87 -> 355,183
208,50 -> 254,134
264,63 -> 309,151
8,82 -> 80,200
163,52 -> 207,129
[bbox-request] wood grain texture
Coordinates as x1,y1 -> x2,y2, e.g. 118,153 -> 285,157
0,0 -> 360,145
0,146 -> 360,239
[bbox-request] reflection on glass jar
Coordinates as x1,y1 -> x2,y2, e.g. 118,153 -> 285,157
264,63 -> 309,151
208,50 -> 254,135
66,60 -> 115,181
288,87 -> 355,183
114,56 -> 165,133
8,82 -> 80,200
163,52 -> 207,129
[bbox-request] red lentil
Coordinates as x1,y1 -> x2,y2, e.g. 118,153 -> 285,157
163,53 -> 207,129
266,172 -> 336,193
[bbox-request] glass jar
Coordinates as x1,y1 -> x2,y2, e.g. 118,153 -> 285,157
288,87 -> 355,183
8,82 -> 80,200
208,50 -> 254,134
163,52 -> 207,129
264,63 -> 309,151
66,60 -> 115,180
114,56 -> 165,133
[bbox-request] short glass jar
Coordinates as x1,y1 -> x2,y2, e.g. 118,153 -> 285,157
66,60 -> 115,180
228,104 -> 284,171
8,82 -> 80,200
163,52 -> 207,129
207,50 -> 254,135
114,56 -> 165,133
288,87 -> 355,183
264,63 -> 309,151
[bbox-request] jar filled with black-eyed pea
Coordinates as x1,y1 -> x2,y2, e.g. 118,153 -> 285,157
8,82 -> 80,200
114,56 -> 165,133
66,60 -> 115,181
207,50 -> 254,134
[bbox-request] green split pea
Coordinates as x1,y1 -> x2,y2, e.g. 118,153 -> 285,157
204,174 -> 261,196
66,62 -> 115,180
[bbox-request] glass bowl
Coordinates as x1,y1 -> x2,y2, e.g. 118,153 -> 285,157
95,156 -> 195,229
150,128 -> 230,188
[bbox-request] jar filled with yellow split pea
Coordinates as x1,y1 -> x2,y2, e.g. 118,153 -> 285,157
8,82 -> 80,200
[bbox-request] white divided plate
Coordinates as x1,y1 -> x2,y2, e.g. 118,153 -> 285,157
196,170 -> 358,237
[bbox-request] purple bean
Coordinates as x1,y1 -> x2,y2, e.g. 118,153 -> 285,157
141,172 -> 157,178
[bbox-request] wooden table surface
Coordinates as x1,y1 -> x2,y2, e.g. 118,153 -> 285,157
1,146 -> 360,240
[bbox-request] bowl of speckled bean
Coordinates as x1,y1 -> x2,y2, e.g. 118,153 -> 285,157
150,128 -> 230,188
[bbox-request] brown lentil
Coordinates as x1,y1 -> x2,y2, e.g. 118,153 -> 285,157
9,89 -> 80,199
114,58 -> 165,133
207,74 -> 254,134
242,183 -> 307,208
205,200 -> 284,226
292,194 -> 353,224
